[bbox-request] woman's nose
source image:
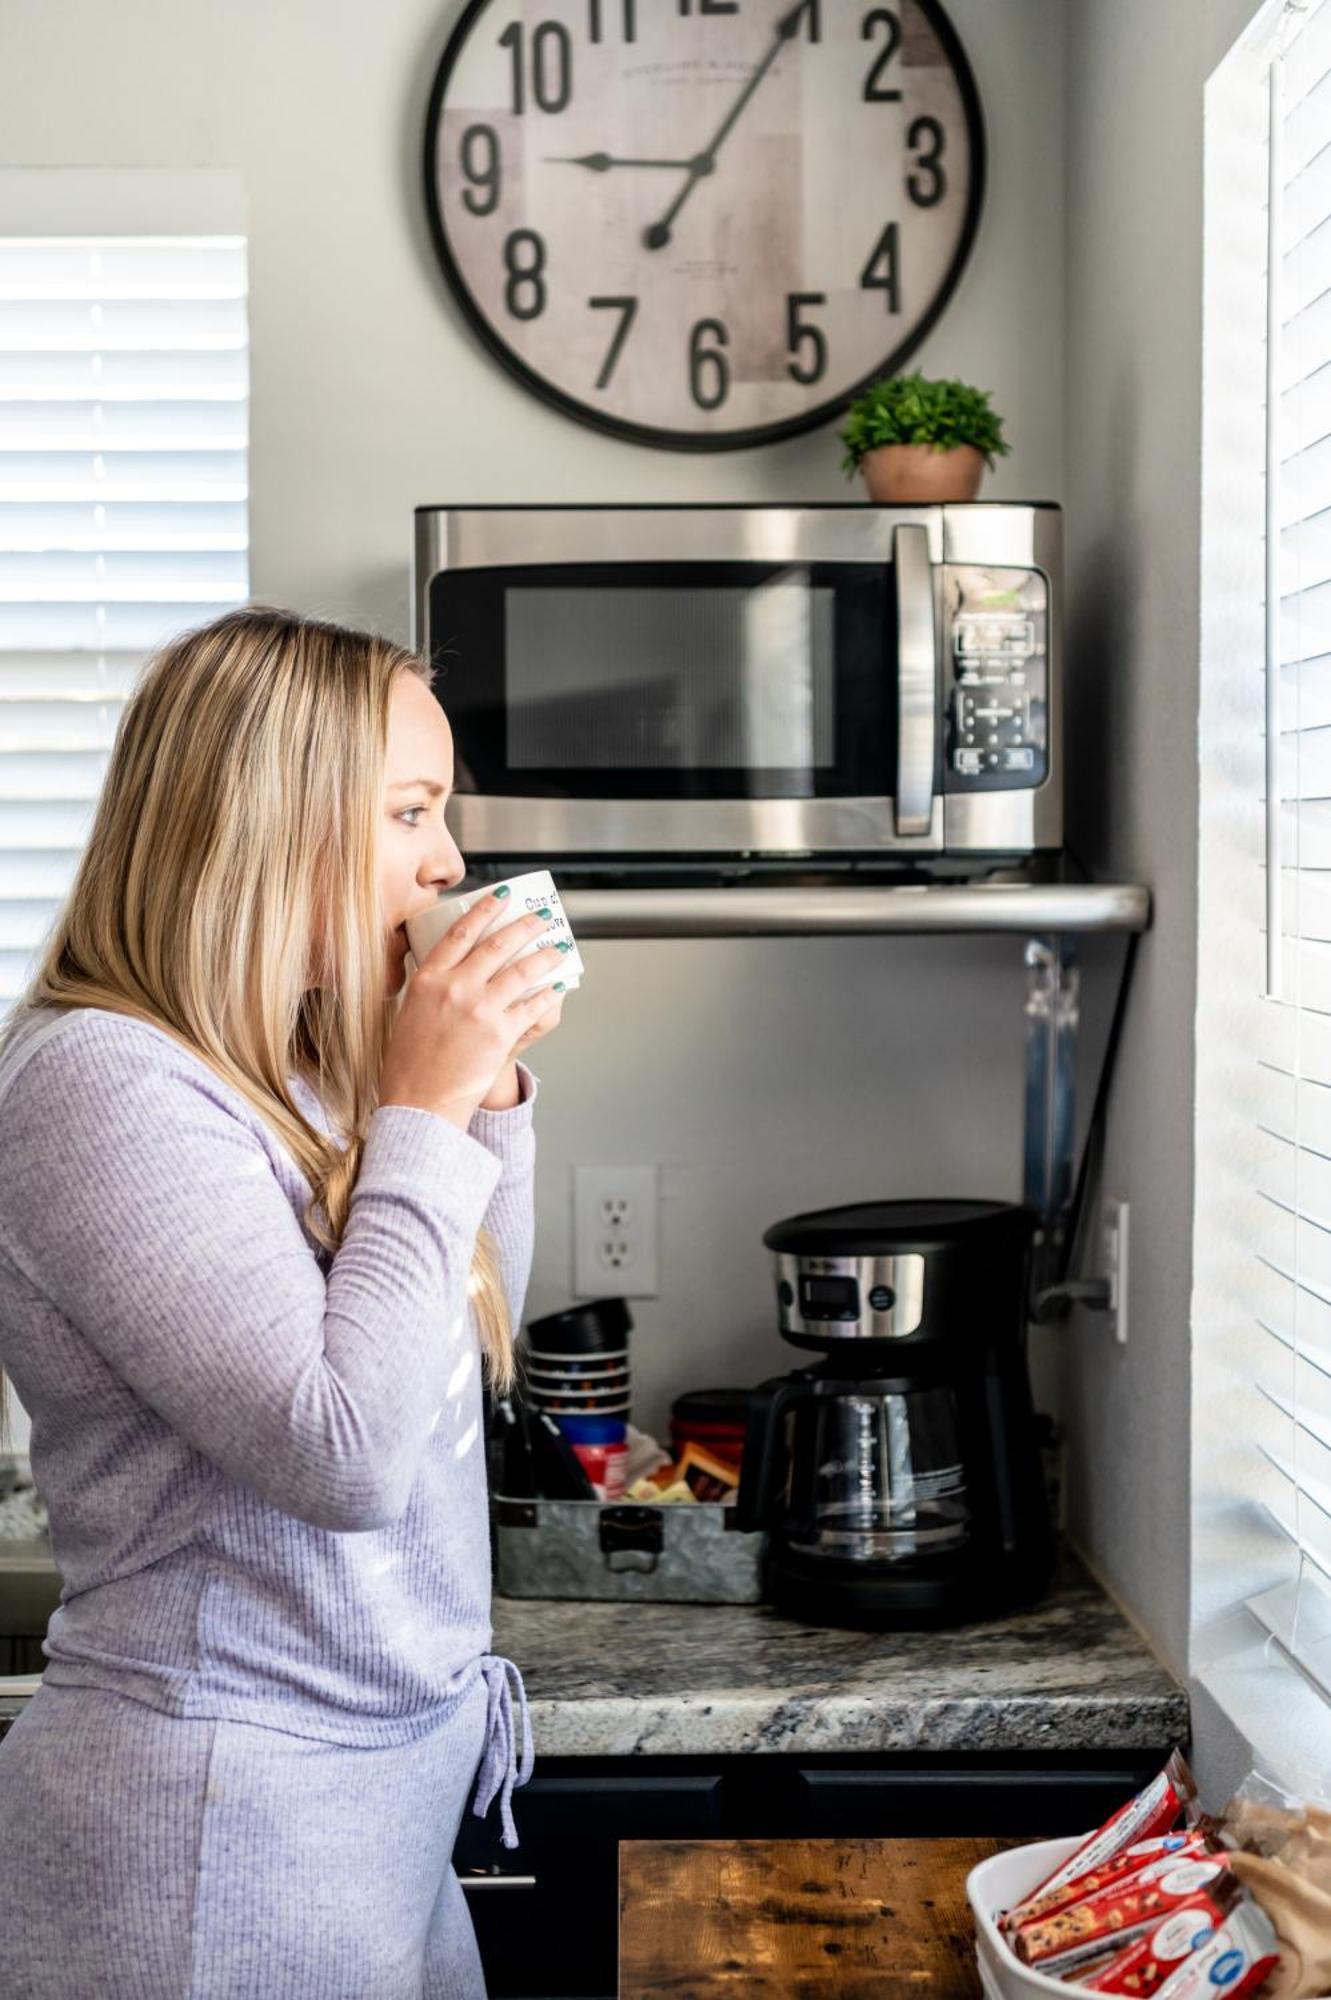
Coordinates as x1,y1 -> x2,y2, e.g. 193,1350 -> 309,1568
430,831 -> 467,891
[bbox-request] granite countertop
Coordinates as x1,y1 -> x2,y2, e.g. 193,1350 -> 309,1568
491,1545 -> 1190,1758
1,1537 -> 1188,1757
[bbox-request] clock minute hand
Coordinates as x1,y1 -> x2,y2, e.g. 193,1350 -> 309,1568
643,0 -> 813,251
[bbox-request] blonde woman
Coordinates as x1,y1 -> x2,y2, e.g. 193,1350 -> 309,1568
0,605 -> 565,1998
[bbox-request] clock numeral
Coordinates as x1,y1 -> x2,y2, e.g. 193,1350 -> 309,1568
859,222 -> 900,313
589,295 -> 639,388
800,0 -> 822,40
689,319 -> 730,410
503,230 -> 548,320
588,0 -> 637,40
785,292 -> 827,386
498,19 -> 573,116
907,115 -> 947,207
677,0 -> 739,14
862,9 -> 901,102
459,124 -> 502,217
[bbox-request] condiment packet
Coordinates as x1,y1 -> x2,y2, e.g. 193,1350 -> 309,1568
1013,1857 -> 1231,1975
1003,1753 -> 1198,1934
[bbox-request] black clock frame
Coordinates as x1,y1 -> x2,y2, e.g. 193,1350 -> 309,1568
422,0 -> 987,454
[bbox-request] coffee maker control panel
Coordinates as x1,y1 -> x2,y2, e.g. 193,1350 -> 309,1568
775,1253 -> 925,1343
796,1274 -> 863,1322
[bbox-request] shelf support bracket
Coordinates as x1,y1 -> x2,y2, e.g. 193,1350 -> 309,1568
1023,934 -> 1079,1285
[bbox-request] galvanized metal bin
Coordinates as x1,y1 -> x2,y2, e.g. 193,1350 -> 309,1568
493,1495 -> 767,1604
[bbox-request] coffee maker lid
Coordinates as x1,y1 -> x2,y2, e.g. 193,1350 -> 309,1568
763,1198 -> 1034,1256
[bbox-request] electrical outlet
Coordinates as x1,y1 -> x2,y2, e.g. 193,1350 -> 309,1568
1101,1195 -> 1129,1346
573,1166 -> 659,1298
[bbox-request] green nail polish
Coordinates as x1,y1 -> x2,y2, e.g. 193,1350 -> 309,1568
555,938 -> 572,952
493,884 -> 511,899
553,981 -> 566,992
536,905 -> 552,918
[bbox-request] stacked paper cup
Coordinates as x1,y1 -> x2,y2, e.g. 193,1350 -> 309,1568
523,1300 -> 632,1499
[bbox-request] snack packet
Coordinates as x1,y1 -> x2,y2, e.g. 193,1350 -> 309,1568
625,1475 -> 695,1503
1228,1851 -> 1331,2000
1078,1876 -> 1244,1994
1146,1896 -> 1281,2000
1013,1856 -> 1231,1975
1003,1753 -> 1198,1932
672,1440 -> 740,1502
1001,1831 -> 1211,1936
642,1441 -> 740,1504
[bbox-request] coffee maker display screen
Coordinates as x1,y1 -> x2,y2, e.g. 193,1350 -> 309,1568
800,1275 -> 859,1319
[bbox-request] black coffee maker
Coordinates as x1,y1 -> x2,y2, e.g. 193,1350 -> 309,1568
736,1199 -> 1053,1628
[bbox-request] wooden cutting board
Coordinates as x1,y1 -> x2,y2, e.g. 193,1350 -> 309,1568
619,1835 -> 1005,1998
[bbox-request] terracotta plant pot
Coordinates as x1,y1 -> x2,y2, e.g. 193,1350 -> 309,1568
858,442 -> 986,504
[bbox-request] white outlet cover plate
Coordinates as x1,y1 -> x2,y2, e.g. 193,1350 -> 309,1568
1103,1194 -> 1129,1346
573,1165 -> 659,1299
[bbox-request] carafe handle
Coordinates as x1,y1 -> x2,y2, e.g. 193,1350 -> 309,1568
735,1375 -> 815,1533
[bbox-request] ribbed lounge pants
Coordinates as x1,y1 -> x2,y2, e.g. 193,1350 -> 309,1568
0,1676 -> 500,1999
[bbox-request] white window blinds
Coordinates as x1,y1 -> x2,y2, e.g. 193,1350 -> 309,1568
1252,0 -> 1331,1701
0,230 -> 249,1008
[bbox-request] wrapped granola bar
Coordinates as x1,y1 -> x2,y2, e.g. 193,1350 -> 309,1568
1003,1753 -> 1198,1934
1012,1856 -> 1231,1975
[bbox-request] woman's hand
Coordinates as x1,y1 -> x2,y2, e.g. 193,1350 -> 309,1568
480,991 -> 564,1108
379,892 -> 566,1131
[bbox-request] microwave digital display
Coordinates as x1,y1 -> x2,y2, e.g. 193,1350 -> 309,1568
504,582 -> 837,773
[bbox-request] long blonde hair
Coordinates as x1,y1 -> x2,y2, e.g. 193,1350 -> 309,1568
0,604 -> 515,1450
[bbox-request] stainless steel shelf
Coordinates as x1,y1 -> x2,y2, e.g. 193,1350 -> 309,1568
560,882 -> 1152,939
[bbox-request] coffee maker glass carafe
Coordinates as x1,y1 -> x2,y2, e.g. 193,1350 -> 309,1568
738,1198 -> 1053,1628
793,1384 -> 969,1562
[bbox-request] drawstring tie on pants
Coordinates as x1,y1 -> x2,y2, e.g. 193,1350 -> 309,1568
471,1653 -> 534,1850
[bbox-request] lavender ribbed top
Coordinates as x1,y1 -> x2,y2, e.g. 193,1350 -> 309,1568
0,1001 -> 537,1751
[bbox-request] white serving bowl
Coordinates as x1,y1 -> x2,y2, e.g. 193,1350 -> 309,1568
967,1834 -> 1328,2000
967,1837 -> 1087,2000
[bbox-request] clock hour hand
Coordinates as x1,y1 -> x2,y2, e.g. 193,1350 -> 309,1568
544,152 -> 704,172
643,0 -> 813,250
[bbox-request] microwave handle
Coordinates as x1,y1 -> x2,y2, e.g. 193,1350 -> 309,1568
893,522 -> 939,837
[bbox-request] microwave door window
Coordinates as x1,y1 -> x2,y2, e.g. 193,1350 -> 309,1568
740,574 -> 827,773
504,580 -> 835,786
429,562 -> 894,803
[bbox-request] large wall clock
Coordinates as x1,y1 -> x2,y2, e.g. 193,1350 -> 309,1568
423,0 -> 985,452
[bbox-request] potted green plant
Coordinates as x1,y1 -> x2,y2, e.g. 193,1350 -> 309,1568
838,370 -> 1011,504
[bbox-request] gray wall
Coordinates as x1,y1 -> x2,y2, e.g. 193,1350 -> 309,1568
0,0 -> 1066,615
1058,0 -> 1257,1678
0,0 -> 1069,1447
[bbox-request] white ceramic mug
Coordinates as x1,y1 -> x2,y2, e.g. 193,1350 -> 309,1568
404,869 -> 584,1000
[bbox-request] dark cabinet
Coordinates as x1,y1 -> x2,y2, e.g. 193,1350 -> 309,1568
455,1768 -> 723,1997
793,1762 -> 1166,1839
453,1745 -> 1178,1999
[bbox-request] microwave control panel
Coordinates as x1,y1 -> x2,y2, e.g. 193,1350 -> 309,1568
942,566 -> 1049,790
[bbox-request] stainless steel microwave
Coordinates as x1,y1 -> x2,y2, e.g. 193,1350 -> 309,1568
411,504 -> 1062,875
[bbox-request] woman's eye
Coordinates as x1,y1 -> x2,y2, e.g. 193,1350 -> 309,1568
398,807 -> 426,827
